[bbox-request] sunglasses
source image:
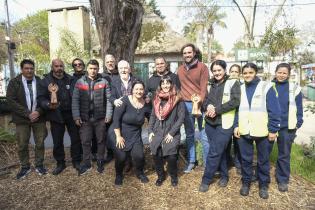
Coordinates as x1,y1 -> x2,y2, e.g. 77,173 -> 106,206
74,63 -> 83,67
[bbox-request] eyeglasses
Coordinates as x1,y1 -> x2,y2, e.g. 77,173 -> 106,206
74,63 -> 83,67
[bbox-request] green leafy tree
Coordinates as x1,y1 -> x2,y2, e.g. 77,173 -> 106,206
55,29 -> 90,67
260,27 -> 300,59
147,0 -> 165,19
0,25 -> 7,67
12,10 -> 50,67
137,21 -> 166,50
298,50 -> 315,65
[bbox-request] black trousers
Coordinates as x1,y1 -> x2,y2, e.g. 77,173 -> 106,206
114,143 -> 144,176
153,147 -> 178,179
50,111 -> 81,164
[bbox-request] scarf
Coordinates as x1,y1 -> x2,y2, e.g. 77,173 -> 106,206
184,59 -> 198,71
153,86 -> 178,120
22,75 -> 37,112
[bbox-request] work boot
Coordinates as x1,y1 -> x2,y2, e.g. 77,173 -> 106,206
278,183 -> 288,192
199,183 -> 209,192
240,183 -> 250,196
259,186 -> 269,199
52,163 -> 66,175
218,178 -> 228,188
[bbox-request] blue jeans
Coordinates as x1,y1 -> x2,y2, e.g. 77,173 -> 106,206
201,124 -> 233,185
184,102 -> 207,164
269,128 -> 296,184
238,136 -> 270,187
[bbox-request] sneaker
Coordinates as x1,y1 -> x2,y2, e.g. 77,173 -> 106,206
259,186 -> 269,199
52,163 -> 66,175
16,167 -> 31,180
115,175 -> 123,186
171,177 -> 178,187
278,183 -> 288,192
97,160 -> 105,174
35,166 -> 48,176
155,176 -> 166,186
137,174 -> 149,183
78,164 -> 92,176
183,163 -> 195,173
218,178 -> 228,188
199,183 -> 209,192
240,183 -> 250,196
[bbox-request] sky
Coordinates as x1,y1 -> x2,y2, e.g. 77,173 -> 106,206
1,0 -> 315,53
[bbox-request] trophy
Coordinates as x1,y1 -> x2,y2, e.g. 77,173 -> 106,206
48,83 -> 59,106
191,93 -> 202,117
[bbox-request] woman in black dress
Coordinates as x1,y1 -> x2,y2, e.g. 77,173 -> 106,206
112,80 -> 151,186
148,76 -> 185,187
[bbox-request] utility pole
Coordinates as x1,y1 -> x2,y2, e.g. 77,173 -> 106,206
4,0 -> 15,79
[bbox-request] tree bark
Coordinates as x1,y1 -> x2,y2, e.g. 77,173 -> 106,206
89,0 -> 144,67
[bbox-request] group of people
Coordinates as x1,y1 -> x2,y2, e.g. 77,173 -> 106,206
7,43 -> 303,199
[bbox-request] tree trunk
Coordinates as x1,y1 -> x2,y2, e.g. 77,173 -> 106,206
89,0 -> 144,67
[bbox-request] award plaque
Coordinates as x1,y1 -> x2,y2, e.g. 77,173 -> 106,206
48,83 -> 59,105
191,93 -> 202,117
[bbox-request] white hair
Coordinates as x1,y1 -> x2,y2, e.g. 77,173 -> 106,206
117,60 -> 130,69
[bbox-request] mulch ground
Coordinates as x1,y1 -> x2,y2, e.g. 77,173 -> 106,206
0,142 -> 314,210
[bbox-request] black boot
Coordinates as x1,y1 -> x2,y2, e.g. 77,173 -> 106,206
52,162 -> 66,175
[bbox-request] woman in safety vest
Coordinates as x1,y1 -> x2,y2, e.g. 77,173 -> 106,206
269,63 -> 303,192
234,63 -> 281,199
199,60 -> 240,192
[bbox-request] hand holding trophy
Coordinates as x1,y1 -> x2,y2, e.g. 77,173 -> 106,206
191,93 -> 202,117
48,83 -> 59,109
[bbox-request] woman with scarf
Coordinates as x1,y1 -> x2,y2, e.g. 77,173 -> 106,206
148,75 -> 185,187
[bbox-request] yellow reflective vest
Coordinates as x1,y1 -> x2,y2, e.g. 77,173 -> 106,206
221,79 -> 237,129
239,81 -> 274,137
287,82 -> 301,129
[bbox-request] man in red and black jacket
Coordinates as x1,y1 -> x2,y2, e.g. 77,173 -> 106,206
72,59 -> 113,175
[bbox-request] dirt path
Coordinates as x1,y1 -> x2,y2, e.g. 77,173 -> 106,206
0,154 -> 314,210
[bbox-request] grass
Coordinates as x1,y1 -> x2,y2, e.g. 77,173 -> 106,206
268,143 -> 315,183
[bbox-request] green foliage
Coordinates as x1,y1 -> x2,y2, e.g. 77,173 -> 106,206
260,27 -> 300,57
270,143 -> 315,183
55,29 -> 90,66
138,21 -> 166,49
12,10 -> 50,66
0,127 -> 15,143
298,50 -> 315,65
183,22 -> 198,42
147,0 -> 165,19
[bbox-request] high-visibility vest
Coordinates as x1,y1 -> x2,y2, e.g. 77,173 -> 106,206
288,82 -> 301,129
221,79 -> 237,129
239,81 -> 274,137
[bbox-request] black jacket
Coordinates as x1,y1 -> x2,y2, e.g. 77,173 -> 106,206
72,74 -> 112,121
148,100 -> 185,156
203,76 -> 240,126
109,75 -> 138,104
101,68 -> 119,85
146,71 -> 181,98
6,74 -> 45,124
37,71 -> 74,123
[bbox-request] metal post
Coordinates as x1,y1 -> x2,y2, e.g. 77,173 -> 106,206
4,0 -> 15,79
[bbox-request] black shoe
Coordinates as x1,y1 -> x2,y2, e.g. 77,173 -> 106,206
72,161 -> 81,171
16,167 -> 31,180
137,174 -> 149,183
171,177 -> 178,187
259,186 -> 269,199
218,178 -> 228,188
52,163 -> 66,175
92,153 -> 97,162
78,164 -> 92,176
240,184 -> 250,196
155,176 -> 166,186
35,166 -> 48,176
278,183 -> 288,192
97,160 -> 105,174
115,175 -> 123,186
199,183 -> 209,192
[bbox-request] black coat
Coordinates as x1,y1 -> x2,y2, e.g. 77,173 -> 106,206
148,100 -> 185,156
37,72 -> 74,123
6,74 -> 45,124
109,75 -> 138,104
